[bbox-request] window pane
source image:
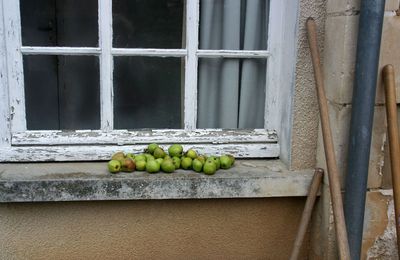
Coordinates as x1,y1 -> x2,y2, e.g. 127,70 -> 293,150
114,57 -> 183,129
113,0 -> 184,49
20,0 -> 98,47
24,55 -> 100,130
199,0 -> 269,50
197,58 -> 266,129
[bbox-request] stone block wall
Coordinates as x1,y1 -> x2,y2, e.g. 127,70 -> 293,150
313,0 -> 400,258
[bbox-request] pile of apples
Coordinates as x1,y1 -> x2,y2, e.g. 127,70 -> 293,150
107,143 -> 235,175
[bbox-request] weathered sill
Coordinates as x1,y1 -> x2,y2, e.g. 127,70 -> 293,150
0,160 -> 314,202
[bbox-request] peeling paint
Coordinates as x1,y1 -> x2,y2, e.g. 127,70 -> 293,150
11,129 -> 278,146
367,194 -> 399,259
0,143 -> 280,162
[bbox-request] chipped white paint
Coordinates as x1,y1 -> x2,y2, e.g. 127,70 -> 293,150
3,0 -> 26,132
0,0 -> 299,162
20,46 -> 101,55
196,50 -> 270,58
99,0 -> 113,130
265,0 -> 285,131
12,129 -> 278,146
0,143 -> 279,162
266,0 -> 299,165
0,0 -> 10,147
112,48 -> 186,57
183,0 -> 199,130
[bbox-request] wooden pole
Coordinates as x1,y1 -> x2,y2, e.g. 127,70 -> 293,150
383,64 -> 400,252
290,168 -> 324,260
306,17 -> 351,260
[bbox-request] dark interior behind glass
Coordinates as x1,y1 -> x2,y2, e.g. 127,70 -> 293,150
24,56 -> 100,130
20,0 -> 98,47
113,57 -> 183,129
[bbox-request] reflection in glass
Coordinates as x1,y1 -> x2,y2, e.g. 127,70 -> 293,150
20,0 -> 98,47
113,0 -> 184,48
24,56 -> 100,130
114,57 -> 183,129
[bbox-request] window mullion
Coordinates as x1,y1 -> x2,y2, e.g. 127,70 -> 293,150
99,0 -> 113,131
3,0 -> 26,132
0,0 -> 10,146
265,0 -> 284,131
183,0 -> 199,130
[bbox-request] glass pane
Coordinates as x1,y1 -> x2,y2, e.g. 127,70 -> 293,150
197,58 -> 266,129
20,0 -> 98,47
113,0 -> 184,48
114,57 -> 183,129
24,55 -> 100,130
199,0 -> 269,50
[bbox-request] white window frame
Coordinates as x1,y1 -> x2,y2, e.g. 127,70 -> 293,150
0,0 -> 298,162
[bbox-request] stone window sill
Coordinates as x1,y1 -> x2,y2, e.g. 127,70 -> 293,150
0,160 -> 314,202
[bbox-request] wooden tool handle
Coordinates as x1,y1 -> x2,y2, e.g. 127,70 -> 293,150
290,168 -> 324,260
383,64 -> 400,252
306,17 -> 351,260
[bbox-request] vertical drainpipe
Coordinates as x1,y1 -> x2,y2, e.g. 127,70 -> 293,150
343,0 -> 386,259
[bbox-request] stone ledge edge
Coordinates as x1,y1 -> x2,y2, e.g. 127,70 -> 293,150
0,172 -> 314,203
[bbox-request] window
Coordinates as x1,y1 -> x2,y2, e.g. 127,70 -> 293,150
0,0 -> 297,162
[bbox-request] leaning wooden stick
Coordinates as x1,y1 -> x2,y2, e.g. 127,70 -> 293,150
306,17 -> 351,260
290,168 -> 324,260
382,64 -> 400,252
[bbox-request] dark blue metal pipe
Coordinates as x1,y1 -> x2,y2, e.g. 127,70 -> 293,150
344,0 -> 385,259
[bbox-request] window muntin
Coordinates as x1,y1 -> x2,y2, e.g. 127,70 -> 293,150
0,0 -> 291,161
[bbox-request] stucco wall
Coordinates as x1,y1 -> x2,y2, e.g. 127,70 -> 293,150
290,0 -> 327,170
0,1 -> 330,259
9,0 -> 400,258
0,198 -> 308,259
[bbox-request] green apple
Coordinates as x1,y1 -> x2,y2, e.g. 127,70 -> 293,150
146,143 -> 159,154
161,159 -> 175,173
136,160 -> 146,171
168,144 -> 183,157
111,151 -> 125,161
208,156 -> 221,170
108,160 -> 122,173
196,155 -> 206,164
185,149 -> 198,159
156,158 -> 164,165
154,147 -> 166,159
219,155 -> 232,169
144,153 -> 155,161
126,153 -> 135,160
135,154 -> 147,162
120,157 -> 136,172
227,154 -> 235,165
203,160 -> 217,175
146,160 -> 160,173
181,157 -> 193,170
172,156 -> 181,169
192,158 -> 203,172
